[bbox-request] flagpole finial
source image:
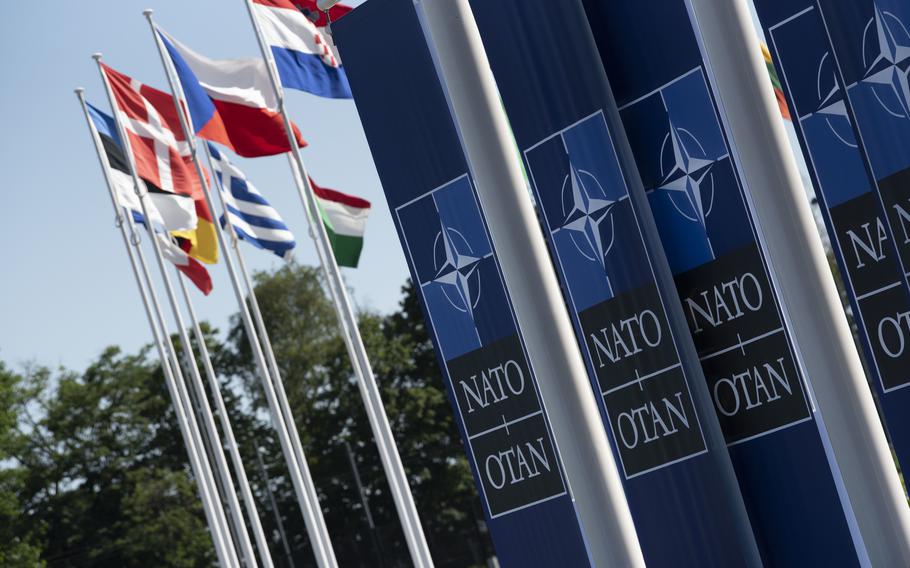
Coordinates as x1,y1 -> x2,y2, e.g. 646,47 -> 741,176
74,87 -> 85,95
91,52 -> 103,61
143,8 -> 154,17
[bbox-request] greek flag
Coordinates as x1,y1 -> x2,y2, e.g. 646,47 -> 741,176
208,143 -> 296,259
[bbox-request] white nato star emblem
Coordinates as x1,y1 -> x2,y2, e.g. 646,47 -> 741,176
562,165 -> 616,268
864,5 -> 910,119
432,223 -> 481,319
658,121 -> 715,229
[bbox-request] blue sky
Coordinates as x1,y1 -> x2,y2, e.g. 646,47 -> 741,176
0,0 -> 413,372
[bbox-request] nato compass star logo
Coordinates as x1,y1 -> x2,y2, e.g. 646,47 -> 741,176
657,121 -> 716,252
862,4 -> 910,120
814,52 -> 857,147
432,221 -> 482,320
560,165 -> 617,269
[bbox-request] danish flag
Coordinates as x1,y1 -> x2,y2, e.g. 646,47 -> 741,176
100,63 -> 218,264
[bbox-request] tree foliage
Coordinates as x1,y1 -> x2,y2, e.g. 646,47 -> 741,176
2,265 -> 492,567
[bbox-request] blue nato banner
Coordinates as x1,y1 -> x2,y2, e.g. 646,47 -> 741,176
470,1 -> 762,566
577,0 -> 860,565
332,1 -> 592,566
754,0 -> 910,488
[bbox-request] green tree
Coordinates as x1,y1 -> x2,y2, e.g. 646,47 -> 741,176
223,264 -> 492,567
13,349 -> 214,567
0,362 -> 44,566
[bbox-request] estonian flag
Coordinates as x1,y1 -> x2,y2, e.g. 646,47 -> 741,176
86,103 -> 196,232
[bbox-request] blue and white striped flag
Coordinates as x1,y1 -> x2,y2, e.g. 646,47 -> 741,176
208,143 -> 296,259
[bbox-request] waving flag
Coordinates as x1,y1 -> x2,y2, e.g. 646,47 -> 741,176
158,233 -> 213,295
208,144 -> 296,259
101,63 -> 218,264
157,29 -> 308,157
288,0 -> 352,28
761,43 -> 791,121
311,177 -> 370,267
87,103 -> 196,232
251,0 -> 353,99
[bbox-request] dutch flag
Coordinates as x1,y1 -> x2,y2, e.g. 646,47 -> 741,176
207,143 -> 297,260
251,0 -> 354,99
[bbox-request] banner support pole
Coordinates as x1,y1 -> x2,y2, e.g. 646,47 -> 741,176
413,1 -> 646,565
683,0 -> 910,563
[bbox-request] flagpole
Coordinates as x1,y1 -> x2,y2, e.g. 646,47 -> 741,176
683,0 -> 910,563
175,268 -> 275,568
201,142 -> 335,562
92,54 -> 242,568
141,12 -> 338,568
255,443 -> 296,568
75,87 -> 236,568
241,4 -> 433,565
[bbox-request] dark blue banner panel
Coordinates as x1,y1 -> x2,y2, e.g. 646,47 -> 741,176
471,1 -> 765,566
582,0 -> 859,565
334,1 -> 592,566
754,0 -> 910,487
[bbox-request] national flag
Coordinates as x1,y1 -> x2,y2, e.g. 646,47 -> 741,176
251,0 -> 353,99
100,63 -> 218,264
87,102 -> 196,232
158,233 -> 213,295
208,143 -> 296,259
157,29 -> 308,158
311,177 -> 370,267
287,0 -> 352,29
761,42 -> 791,121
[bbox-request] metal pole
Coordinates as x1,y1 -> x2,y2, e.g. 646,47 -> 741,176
76,86 -> 236,568
241,4 -> 432,565
343,441 -> 386,568
177,270 -> 275,568
414,0 -> 645,565
92,54 -> 241,568
169,269 -> 259,568
142,12 -> 337,568
683,0 -> 910,564
256,443 -> 296,568
202,142 -> 335,564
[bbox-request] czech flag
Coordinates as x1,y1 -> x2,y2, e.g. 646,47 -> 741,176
251,0 -> 353,99
157,28 -> 307,158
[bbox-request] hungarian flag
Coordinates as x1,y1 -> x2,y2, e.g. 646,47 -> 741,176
100,63 -> 218,264
251,0 -> 353,99
311,178 -> 370,267
157,28 -> 308,158
158,233 -> 213,295
761,42 -> 791,121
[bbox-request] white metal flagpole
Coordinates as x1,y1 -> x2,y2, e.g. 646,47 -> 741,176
682,0 -> 910,565
92,54 -> 242,568
141,11 -> 338,568
75,86 -> 237,568
414,0 -> 646,565
241,4 -> 433,565
201,142 -> 335,563
175,269 -> 275,568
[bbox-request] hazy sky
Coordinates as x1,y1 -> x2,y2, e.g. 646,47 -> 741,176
0,0 -> 412,372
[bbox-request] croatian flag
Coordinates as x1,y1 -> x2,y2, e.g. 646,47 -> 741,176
208,143 -> 296,260
158,28 -> 307,158
251,0 -> 353,99
288,0 -> 352,29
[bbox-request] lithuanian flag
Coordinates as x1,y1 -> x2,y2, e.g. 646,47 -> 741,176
761,42 -> 791,121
